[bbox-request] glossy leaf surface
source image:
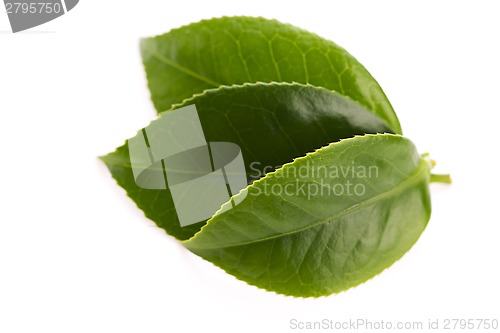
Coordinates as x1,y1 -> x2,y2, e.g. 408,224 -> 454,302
184,134 -> 432,297
141,16 -> 401,133
101,83 -> 393,241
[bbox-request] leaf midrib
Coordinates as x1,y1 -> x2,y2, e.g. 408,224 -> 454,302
184,159 -> 429,250
147,48 -> 221,87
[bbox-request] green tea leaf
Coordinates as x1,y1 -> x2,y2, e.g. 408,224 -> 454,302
101,83 -> 394,241
141,16 -> 402,133
102,17 -> 450,297
184,134 -> 432,297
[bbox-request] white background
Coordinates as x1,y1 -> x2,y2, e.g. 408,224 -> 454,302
1,1 -> 499,332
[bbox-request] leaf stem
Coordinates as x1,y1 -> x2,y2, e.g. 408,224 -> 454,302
430,173 -> 452,184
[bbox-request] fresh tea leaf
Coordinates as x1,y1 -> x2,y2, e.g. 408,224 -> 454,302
141,16 -> 402,133
101,17 -> 450,297
184,134 -> 432,297
101,83 -> 393,241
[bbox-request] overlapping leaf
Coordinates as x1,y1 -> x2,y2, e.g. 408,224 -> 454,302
141,16 -> 401,133
184,134 -> 432,297
101,83 -> 393,240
